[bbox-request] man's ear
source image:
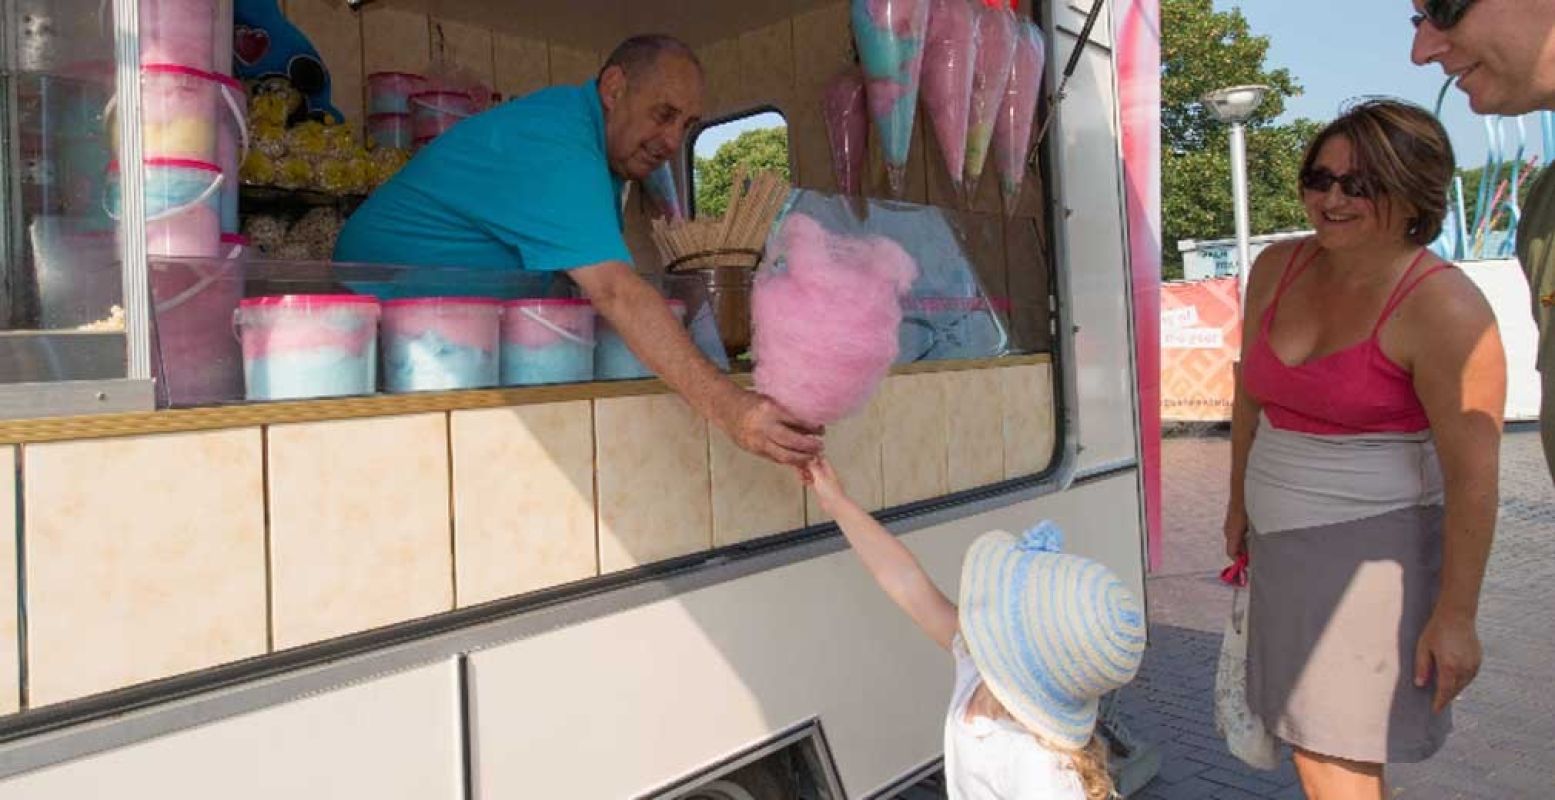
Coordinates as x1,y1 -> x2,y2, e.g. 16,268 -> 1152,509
599,65 -> 627,112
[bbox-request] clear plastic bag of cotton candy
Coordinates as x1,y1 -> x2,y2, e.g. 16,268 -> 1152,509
751,211 -> 918,427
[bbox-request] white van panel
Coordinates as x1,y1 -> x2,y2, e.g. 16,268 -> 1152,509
1053,29 -> 1138,473
0,661 -> 463,800
466,474 -> 1143,798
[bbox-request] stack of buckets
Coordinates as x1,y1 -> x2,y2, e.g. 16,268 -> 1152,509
366,71 -> 475,151
128,0 -> 250,406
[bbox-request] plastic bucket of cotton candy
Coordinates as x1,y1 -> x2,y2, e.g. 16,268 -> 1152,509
751,212 -> 918,427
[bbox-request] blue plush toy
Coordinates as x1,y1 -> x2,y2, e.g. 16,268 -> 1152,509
233,0 -> 343,123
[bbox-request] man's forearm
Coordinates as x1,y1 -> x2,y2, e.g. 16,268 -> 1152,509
592,271 -> 748,432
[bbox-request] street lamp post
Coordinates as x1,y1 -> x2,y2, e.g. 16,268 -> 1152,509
1202,85 -> 1270,302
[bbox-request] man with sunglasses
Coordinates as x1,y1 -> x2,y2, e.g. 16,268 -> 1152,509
1413,0 -> 1555,483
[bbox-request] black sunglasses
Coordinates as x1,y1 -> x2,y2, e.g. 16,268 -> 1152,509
1410,0 -> 1478,30
1300,167 -> 1376,199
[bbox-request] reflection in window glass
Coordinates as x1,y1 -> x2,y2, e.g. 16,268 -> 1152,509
690,110 -> 789,217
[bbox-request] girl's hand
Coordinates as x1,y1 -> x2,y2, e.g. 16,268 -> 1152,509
1224,504 -> 1248,560
800,457 -> 851,513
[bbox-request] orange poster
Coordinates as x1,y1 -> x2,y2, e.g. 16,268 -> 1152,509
1160,277 -> 1242,422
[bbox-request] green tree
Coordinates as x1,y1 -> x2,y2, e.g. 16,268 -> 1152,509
1162,0 -> 1319,279
693,126 -> 791,217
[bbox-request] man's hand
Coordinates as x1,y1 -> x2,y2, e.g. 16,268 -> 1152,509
1414,611 -> 1482,713
728,391 -> 824,466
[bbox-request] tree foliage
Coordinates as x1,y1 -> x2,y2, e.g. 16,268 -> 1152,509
1162,0 -> 1319,279
693,126 -> 791,217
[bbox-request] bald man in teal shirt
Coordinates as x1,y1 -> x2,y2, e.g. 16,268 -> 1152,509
337,35 -> 821,466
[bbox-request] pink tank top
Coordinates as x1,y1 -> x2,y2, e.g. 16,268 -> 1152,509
1242,240 -> 1448,435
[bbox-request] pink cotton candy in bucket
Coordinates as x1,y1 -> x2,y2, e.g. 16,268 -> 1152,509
752,213 -> 918,427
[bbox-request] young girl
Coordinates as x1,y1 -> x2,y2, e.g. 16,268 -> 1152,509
803,457 -> 1146,800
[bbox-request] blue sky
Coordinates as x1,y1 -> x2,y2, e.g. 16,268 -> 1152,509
1221,0 -> 1546,168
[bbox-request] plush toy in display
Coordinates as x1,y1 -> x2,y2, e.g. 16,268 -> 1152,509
752,212 -> 918,426
234,0 -> 342,123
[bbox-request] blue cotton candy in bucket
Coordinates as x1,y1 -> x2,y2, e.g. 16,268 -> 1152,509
595,300 -> 686,380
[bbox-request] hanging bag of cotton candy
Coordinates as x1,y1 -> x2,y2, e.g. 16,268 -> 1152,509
751,212 -> 919,426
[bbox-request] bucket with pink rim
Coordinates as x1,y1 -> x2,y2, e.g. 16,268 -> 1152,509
595,299 -> 684,380
235,295 -> 381,401
368,113 -> 413,151
108,157 -> 224,258
212,72 -> 249,234
410,90 -> 474,143
368,72 -> 428,115
500,298 -> 596,385
382,297 -> 501,393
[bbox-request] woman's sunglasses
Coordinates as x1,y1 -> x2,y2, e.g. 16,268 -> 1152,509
1410,0 -> 1478,30
1300,167 -> 1376,199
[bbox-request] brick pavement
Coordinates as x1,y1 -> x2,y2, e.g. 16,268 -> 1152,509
1119,425 -> 1555,800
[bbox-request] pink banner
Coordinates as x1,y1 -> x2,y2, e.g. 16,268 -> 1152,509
1115,0 -> 1162,571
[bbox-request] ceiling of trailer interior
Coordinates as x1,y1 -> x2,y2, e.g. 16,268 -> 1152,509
369,0 -> 840,51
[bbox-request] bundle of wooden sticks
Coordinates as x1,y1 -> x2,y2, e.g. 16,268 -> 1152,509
649,168 -> 789,271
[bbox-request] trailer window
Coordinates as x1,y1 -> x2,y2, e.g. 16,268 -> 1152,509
689,109 -> 790,218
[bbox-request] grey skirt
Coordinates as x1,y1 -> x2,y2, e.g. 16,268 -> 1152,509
1244,416 -> 1451,764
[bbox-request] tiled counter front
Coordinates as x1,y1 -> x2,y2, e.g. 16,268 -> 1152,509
3,362 -> 1053,711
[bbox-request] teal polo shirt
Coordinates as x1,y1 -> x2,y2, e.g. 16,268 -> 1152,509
334,80 -> 630,298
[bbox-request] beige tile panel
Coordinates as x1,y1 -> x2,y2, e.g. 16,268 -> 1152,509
495,34 -> 550,102
548,45 -> 599,87
595,395 -> 711,573
880,373 -> 949,507
432,19 -> 495,91
286,0 -> 364,135
0,447 -> 16,714
696,39 -> 740,118
805,396 -> 884,524
710,430 -> 804,546
792,2 -> 852,94
268,414 -> 453,650
1002,363 -> 1056,478
362,5 -> 431,77
946,369 -> 1006,492
23,430 -> 267,707
451,403 -> 596,607
738,20 -> 795,108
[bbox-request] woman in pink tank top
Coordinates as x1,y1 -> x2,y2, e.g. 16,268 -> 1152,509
1223,100 -> 1506,799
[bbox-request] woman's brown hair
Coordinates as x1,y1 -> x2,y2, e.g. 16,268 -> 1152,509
1299,98 -> 1456,245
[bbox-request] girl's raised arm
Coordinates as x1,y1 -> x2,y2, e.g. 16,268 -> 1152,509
805,458 -> 958,651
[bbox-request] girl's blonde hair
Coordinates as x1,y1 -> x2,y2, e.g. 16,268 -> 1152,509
1063,734 -> 1114,800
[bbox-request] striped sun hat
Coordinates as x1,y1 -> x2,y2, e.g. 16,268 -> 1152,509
958,522 -> 1147,750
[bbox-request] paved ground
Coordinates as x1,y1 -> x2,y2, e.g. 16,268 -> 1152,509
1118,424 -> 1555,800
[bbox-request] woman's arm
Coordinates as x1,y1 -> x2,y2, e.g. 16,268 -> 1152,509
1406,270 -> 1506,713
805,458 -> 959,651
1225,244 -> 1286,558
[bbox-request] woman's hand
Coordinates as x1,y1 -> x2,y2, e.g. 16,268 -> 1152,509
1224,504 -> 1249,560
1414,611 -> 1482,713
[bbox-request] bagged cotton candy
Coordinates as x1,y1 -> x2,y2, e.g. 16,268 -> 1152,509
992,18 -> 1045,214
921,0 -> 979,199
851,0 -> 931,197
965,0 -> 1018,195
752,213 -> 918,426
822,68 -> 869,195
643,161 -> 684,221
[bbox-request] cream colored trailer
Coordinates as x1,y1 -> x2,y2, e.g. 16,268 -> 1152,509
0,0 -> 1153,796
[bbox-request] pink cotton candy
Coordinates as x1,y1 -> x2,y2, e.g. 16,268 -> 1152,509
822,68 -> 869,195
921,0 -> 978,198
752,213 -> 919,427
965,1 -> 1018,193
991,19 -> 1045,213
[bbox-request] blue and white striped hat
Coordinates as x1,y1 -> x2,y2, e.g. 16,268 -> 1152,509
958,521 -> 1147,750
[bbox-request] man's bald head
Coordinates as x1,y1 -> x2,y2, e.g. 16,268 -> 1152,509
597,34 -> 706,180
600,34 -> 703,85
